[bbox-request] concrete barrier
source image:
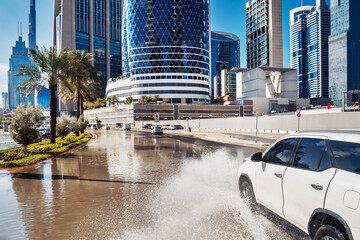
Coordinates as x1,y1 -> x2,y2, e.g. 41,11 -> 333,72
135,112 -> 360,132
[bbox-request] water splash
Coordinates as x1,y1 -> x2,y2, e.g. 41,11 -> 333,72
121,150 -> 281,240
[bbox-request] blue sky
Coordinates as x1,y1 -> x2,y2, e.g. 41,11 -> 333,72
0,0 -> 328,106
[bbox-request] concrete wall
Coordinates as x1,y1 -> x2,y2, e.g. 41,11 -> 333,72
135,112 -> 360,133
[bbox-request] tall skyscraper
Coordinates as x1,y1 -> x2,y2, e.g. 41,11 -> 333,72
246,0 -> 283,69
8,36 -> 36,111
29,0 -> 37,50
107,0 -> 211,104
2,92 -> 9,110
53,0 -> 123,95
290,0 -> 330,99
211,31 -> 240,97
329,0 -> 360,106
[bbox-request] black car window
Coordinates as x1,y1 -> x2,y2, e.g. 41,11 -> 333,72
330,140 -> 360,175
263,138 -> 296,165
318,147 -> 332,171
294,138 -> 326,171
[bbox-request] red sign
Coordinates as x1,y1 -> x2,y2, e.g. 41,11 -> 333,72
256,108 -> 259,116
297,112 -> 301,118
114,106 -> 118,111
327,103 -> 331,109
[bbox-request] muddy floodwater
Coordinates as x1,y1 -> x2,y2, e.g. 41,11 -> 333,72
0,131 -> 300,240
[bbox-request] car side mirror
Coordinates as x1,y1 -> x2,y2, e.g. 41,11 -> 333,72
250,152 -> 263,162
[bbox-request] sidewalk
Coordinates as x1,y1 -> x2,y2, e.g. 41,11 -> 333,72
162,129 -> 287,149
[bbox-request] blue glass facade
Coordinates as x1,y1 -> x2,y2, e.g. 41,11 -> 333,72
118,0 -> 210,103
36,88 -> 50,109
211,31 -> 240,96
29,0 -> 37,50
8,36 -> 35,111
122,0 -> 210,78
329,0 -> 360,106
74,0 -> 122,95
290,1 -> 330,99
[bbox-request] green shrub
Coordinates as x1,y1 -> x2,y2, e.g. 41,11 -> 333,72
0,132 -> 92,167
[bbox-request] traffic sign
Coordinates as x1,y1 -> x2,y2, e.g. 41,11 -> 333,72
297,112 -> 301,118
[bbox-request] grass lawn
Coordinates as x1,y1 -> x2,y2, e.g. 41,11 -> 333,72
0,132 -> 93,168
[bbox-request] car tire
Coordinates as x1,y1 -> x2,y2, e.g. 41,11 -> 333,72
239,179 -> 257,212
314,225 -> 346,240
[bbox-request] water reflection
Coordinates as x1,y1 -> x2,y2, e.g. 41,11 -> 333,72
0,130 -> 294,239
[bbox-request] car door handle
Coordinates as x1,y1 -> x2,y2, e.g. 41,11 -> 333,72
311,184 -> 323,191
274,173 -> 283,178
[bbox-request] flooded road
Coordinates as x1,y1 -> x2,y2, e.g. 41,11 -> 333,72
0,131 -> 299,240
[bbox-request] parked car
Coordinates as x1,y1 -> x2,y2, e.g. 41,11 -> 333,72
151,126 -> 163,135
90,124 -> 98,130
162,124 -> 170,130
174,125 -> 184,130
168,125 -> 176,130
42,126 -> 51,138
123,123 -> 131,131
238,130 -> 360,240
143,123 -> 152,129
0,125 -> 3,129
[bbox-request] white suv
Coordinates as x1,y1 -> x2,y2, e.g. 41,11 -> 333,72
238,130 -> 360,240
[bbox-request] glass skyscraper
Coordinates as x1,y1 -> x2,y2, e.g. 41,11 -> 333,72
246,0 -> 283,69
107,0 -> 210,104
290,0 -> 330,99
329,0 -> 360,106
53,0 -> 122,95
211,31 -> 240,96
8,36 -> 36,111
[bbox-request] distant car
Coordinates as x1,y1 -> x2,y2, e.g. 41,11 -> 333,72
151,126 -> 163,135
0,125 -> 3,129
174,125 -> 184,130
143,123 -> 152,129
43,127 -> 51,138
91,124 -> 98,130
162,124 -> 170,130
123,123 -> 131,131
238,130 -> 360,240
168,125 -> 176,130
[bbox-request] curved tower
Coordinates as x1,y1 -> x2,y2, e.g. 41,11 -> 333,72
107,0 -> 211,104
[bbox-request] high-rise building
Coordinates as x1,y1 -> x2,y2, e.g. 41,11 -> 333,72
8,36 -> 36,111
107,0 -> 211,104
53,0 -> 123,96
329,0 -> 360,106
246,0 -> 283,69
29,0 -> 37,50
2,92 -> 9,110
290,0 -> 330,99
211,31 -> 240,96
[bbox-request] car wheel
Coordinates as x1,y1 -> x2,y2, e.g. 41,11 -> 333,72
314,225 -> 345,240
239,179 -> 257,211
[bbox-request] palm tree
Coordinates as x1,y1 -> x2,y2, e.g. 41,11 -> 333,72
62,50 -> 100,119
17,47 -> 73,144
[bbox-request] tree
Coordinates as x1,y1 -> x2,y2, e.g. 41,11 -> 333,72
83,101 -> 95,110
106,95 -> 118,106
125,96 -> 133,105
61,50 -> 100,120
94,98 -> 105,108
56,113 -> 72,139
76,116 -> 89,134
139,95 -> 152,104
96,117 -> 102,125
152,95 -> 159,103
10,105 -> 44,152
17,47 -> 73,144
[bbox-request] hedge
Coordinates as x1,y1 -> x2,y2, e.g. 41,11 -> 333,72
0,132 -> 93,168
